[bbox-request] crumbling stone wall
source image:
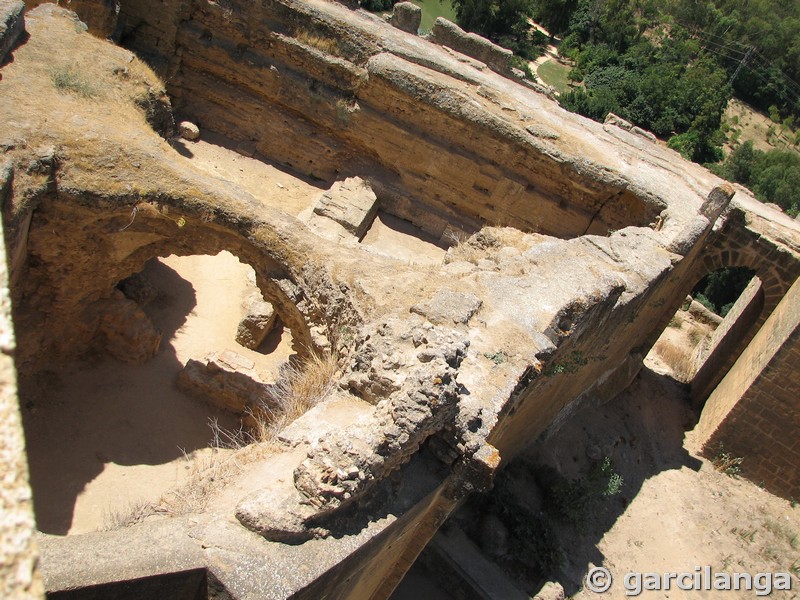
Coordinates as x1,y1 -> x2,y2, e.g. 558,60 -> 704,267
6,194 -> 353,371
117,0 -> 187,74
427,17 -> 513,76
22,0 -> 118,36
116,0 -> 665,242
0,216 -> 41,599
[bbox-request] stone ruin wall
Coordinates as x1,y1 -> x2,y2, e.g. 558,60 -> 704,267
689,209 -> 800,403
0,215 -> 41,600
114,0 -> 662,241
0,3 -> 41,595
2,0 -> 800,596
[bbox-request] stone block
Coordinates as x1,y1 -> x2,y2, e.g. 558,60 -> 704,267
428,17 -> 513,75
177,351 -> 274,414
0,0 -> 24,64
388,2 -> 421,35
410,289 -> 482,325
95,290 -> 162,363
116,272 -> 156,306
311,176 -> 378,239
178,120 -> 200,141
235,293 -> 277,350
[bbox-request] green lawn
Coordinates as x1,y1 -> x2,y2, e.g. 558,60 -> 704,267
410,0 -> 457,34
536,59 -> 573,95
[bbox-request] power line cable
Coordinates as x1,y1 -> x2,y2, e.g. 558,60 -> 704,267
675,29 -> 800,105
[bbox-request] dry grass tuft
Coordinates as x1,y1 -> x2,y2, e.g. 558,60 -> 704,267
51,64 -> 101,99
159,446 -> 243,516
652,338 -> 696,383
249,352 -> 339,443
443,229 -> 488,264
443,226 -> 531,265
294,30 -> 341,56
101,498 -> 161,531
101,443 -> 244,530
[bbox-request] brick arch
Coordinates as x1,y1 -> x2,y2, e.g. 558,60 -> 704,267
689,218 -> 800,404
695,246 -> 785,317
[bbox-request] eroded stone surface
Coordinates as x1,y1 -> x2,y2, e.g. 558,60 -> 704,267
92,290 -> 162,363
410,289 -> 483,325
177,351 -> 274,415
388,2 -> 420,34
310,177 -> 379,239
428,17 -> 513,75
0,0 -> 24,63
235,293 -> 277,350
235,488 -> 326,544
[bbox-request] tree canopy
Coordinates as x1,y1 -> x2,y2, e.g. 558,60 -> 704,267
451,0 -> 545,58
711,141 -> 800,216
531,0 -> 800,121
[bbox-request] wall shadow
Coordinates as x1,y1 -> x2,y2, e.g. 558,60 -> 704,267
446,366 -> 703,596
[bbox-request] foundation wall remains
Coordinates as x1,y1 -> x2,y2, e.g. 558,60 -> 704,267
2,3 -> 800,599
0,215 -> 41,599
118,0 -> 664,242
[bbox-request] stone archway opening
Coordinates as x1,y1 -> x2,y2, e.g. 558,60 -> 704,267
19,250 -> 298,537
646,266 -> 760,389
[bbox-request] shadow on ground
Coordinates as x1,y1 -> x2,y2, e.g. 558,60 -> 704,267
20,260 -> 238,535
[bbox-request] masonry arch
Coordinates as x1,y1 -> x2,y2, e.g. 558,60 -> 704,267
687,219 -> 800,404
10,193 -> 353,535
9,195 -> 343,373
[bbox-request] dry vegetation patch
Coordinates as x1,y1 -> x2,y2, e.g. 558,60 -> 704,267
723,99 -> 800,156
648,307 -> 713,383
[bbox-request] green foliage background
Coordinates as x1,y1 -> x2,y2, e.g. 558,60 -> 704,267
362,0 -> 799,212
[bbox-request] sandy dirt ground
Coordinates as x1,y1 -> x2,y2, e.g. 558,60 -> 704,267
553,363 -> 799,600
173,133 -> 324,218
22,251 -> 294,535
180,135 -> 448,265
361,211 -> 447,265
